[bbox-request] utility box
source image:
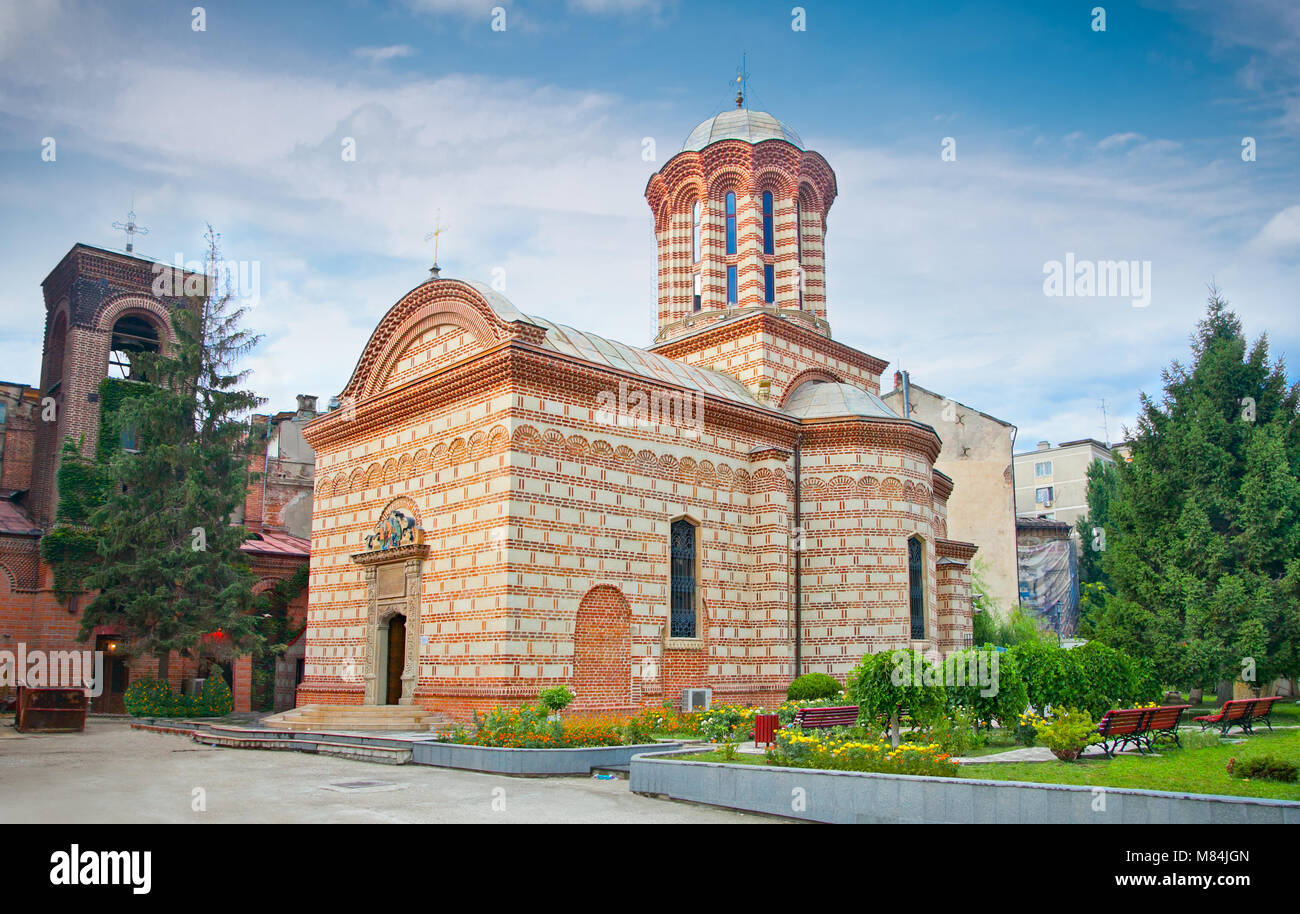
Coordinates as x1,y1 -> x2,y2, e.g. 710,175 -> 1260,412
15,686 -> 87,733
681,688 -> 712,712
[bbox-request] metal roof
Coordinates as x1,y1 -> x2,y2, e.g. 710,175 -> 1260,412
781,381 -> 901,421
528,315 -> 767,408
681,109 -> 804,152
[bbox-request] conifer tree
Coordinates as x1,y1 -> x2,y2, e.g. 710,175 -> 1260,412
1102,286 -> 1300,690
76,227 -> 267,682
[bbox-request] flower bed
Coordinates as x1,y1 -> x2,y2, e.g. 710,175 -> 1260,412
444,705 -> 629,748
769,727 -> 959,776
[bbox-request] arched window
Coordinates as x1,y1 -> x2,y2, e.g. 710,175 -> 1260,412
693,272 -> 702,312
724,192 -> 737,255
670,518 -> 698,638
764,264 -> 775,304
691,200 -> 702,263
908,537 -> 925,639
108,315 -> 160,381
795,200 -> 805,309
726,265 -> 737,305
762,191 -> 774,255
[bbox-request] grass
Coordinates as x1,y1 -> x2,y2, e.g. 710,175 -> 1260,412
963,726 -> 1300,801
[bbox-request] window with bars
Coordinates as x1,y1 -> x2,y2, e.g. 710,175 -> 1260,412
908,537 -> 925,639
670,519 -> 697,638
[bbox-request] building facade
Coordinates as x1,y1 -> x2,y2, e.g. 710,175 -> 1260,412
298,105 -> 979,718
881,374 -> 1019,615
0,244 -> 312,713
1013,437 -> 1124,531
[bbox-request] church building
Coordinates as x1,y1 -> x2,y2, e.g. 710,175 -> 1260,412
298,103 -> 978,718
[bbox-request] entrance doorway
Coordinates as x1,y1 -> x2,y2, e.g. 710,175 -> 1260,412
91,635 -> 129,714
385,615 -> 406,705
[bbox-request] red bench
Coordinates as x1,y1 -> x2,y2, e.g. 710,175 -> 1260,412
1095,705 -> 1190,757
1193,696 -> 1282,736
790,706 -> 860,730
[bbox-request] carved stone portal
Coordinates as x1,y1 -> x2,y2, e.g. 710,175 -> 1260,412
353,502 -> 428,706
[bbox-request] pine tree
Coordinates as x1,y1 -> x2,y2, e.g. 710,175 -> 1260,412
1076,457 -> 1118,588
1102,286 -> 1300,690
76,227 -> 267,682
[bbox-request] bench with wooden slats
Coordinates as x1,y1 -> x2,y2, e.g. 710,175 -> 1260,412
1094,705 -> 1190,757
790,705 -> 861,730
1194,696 -> 1283,736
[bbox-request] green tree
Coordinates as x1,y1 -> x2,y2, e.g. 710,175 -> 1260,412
1103,286 -> 1300,691
1076,457 -> 1119,588
74,227 -> 267,682
846,649 -> 946,747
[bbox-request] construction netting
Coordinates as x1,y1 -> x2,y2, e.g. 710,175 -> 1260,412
1017,540 -> 1080,637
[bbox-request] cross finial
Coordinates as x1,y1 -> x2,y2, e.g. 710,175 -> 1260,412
424,210 -> 448,278
112,203 -> 149,253
734,53 -> 750,108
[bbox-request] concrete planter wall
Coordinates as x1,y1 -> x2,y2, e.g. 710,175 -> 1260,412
412,740 -> 675,775
630,751 -> 1300,824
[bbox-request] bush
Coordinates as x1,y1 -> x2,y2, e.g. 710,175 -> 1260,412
1007,641 -> 1158,718
124,678 -> 183,718
190,675 -> 233,717
1033,708 -> 1101,761
537,685 -> 575,715
697,704 -> 758,743
786,673 -> 843,701
925,708 -> 985,756
1227,755 -> 1298,783
446,704 -> 626,748
943,648 -> 1028,728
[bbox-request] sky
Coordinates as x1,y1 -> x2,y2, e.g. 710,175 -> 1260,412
0,0 -> 1296,451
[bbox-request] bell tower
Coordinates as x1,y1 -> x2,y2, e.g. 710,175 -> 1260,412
644,104 -> 837,346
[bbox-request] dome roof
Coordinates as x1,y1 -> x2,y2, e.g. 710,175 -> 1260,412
781,381 -> 901,421
681,108 -> 804,152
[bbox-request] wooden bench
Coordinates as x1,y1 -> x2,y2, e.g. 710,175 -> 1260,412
790,705 -> 860,730
1194,696 -> 1283,736
1094,705 -> 1190,757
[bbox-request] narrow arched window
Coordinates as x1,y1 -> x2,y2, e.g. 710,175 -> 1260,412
691,200 -> 702,263
762,191 -> 774,255
764,264 -> 775,304
670,519 -> 697,638
725,192 -> 736,255
908,537 -> 925,639
795,200 -> 803,263
726,265 -> 737,305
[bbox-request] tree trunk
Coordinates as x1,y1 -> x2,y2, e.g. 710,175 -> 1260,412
889,708 -> 900,748
1188,687 -> 1203,704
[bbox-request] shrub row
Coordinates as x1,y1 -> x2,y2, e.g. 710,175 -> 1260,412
124,677 -> 233,718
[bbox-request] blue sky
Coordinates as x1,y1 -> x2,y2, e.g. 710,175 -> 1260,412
0,0 -> 1296,449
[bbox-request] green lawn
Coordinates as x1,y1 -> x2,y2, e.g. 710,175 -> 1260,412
963,727 -> 1300,801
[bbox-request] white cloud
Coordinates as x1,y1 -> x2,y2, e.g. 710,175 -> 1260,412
1096,132 -> 1144,150
353,45 -> 417,63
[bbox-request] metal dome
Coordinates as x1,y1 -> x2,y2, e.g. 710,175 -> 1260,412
680,109 -> 804,152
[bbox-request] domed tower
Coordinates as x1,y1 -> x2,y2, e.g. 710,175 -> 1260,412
645,103 -> 837,345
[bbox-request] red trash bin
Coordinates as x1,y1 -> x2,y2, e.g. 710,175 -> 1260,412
754,713 -> 780,747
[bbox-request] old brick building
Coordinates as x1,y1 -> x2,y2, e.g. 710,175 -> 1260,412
0,243 -> 312,713
298,105 -> 979,718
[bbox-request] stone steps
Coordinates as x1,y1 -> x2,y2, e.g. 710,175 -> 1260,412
193,730 -> 413,765
262,704 -> 449,732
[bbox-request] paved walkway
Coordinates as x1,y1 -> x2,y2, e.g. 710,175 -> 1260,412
0,720 -> 780,824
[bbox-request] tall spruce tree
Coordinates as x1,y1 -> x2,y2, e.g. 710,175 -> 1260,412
1103,287 -> 1300,690
1076,457 -> 1119,588
76,227 -> 267,682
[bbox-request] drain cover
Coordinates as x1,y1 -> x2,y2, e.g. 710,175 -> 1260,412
321,780 -> 406,793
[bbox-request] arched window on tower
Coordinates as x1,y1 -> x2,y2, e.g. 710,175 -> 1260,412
670,518 -> 698,639
908,536 -> 925,639
107,315 -> 160,381
795,200 -> 805,309
724,192 -> 737,255
762,191 -> 774,255
691,200 -> 702,263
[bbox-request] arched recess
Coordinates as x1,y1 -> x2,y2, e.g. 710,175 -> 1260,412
778,369 -> 843,407
572,585 -> 632,712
